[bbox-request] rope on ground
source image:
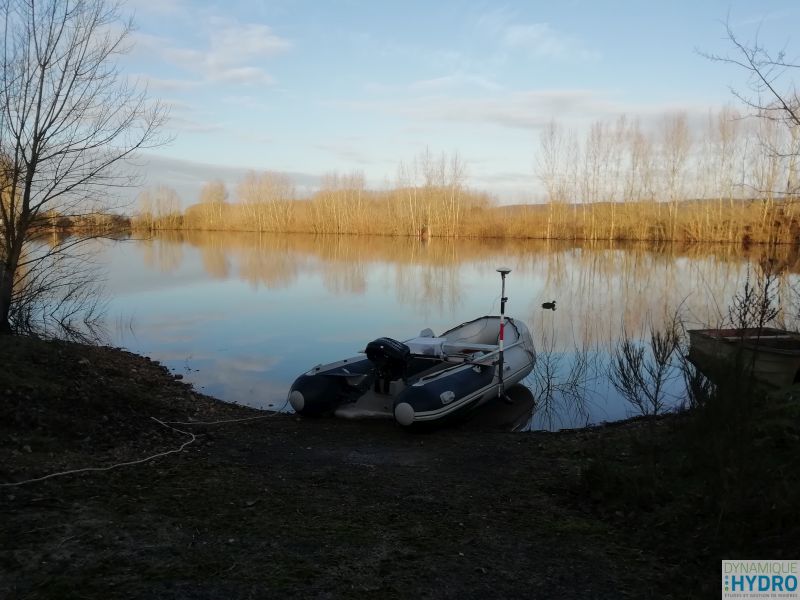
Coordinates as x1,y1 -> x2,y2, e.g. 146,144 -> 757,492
0,418 -> 196,488
163,398 -> 292,426
163,414 -> 274,425
2,398 -> 293,487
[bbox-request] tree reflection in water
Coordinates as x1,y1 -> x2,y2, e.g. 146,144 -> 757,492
113,232 -> 800,429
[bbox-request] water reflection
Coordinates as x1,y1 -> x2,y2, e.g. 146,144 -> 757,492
463,384 -> 536,432
139,236 -> 184,273
103,232 -> 800,429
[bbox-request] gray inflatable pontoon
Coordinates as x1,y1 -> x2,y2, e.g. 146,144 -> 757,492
288,315 -> 536,428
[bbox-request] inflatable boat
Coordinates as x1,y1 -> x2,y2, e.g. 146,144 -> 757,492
288,266 -> 535,427
288,315 -> 535,427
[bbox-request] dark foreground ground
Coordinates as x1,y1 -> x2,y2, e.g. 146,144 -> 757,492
1,336 -> 795,599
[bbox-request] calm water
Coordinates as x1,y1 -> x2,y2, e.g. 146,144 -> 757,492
94,232 -> 800,429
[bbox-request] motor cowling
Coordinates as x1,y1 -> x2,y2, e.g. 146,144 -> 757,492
365,337 -> 410,381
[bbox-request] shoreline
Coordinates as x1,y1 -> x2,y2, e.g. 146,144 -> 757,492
1,335 -> 795,598
53,223 -> 800,247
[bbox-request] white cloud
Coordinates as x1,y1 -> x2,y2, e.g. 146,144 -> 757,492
314,142 -> 378,165
346,89 -> 615,130
208,20 -> 290,63
212,66 -> 275,86
343,89 -> 719,134
221,95 -> 272,111
131,20 -> 290,87
167,116 -> 224,134
410,73 -> 503,93
474,6 -> 518,38
232,130 -> 273,145
502,23 -> 598,61
364,73 -> 503,95
125,0 -> 187,17
154,98 -> 226,135
475,8 -> 598,62
121,154 -> 323,209
128,73 -> 202,93
157,98 -> 195,112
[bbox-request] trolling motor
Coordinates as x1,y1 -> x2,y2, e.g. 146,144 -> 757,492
496,267 -> 512,403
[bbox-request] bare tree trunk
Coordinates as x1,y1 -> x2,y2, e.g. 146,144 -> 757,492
0,263 -> 12,333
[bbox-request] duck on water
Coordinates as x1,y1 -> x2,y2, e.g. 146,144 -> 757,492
288,268 -> 536,428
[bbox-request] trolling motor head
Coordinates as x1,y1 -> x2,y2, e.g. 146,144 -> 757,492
496,267 -> 511,305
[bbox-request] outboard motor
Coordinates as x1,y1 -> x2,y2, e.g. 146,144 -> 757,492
365,337 -> 410,393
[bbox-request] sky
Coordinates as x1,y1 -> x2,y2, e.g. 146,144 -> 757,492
120,0 -> 800,205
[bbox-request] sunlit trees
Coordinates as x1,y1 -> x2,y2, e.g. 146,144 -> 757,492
136,186 -> 182,230
529,103 -> 800,243
624,119 -> 656,239
0,0 -> 167,335
660,113 -> 692,240
312,171 -> 366,234
537,121 -> 566,240
395,149 -> 468,237
238,171 -> 294,231
196,180 -> 228,230
397,159 -> 421,236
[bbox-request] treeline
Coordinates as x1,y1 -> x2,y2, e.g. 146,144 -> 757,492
535,108 -> 799,243
134,151 -> 486,238
131,109 -> 800,244
33,210 -> 130,234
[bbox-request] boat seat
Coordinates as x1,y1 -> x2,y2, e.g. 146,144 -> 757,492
406,336 -> 446,356
405,338 -> 499,359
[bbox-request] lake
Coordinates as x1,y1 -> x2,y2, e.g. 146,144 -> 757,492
95,231 -> 800,429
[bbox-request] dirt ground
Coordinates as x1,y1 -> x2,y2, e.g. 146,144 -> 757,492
1,336 -> 716,598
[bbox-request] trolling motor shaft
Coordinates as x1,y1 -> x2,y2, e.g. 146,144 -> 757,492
496,267 -> 511,402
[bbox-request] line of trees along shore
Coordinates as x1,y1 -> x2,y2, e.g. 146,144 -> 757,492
133,106 -> 800,245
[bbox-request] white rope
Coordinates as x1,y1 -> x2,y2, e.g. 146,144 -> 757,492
0,418 -> 196,488
1,397 -> 293,487
163,414 -> 278,426
164,397 -> 291,426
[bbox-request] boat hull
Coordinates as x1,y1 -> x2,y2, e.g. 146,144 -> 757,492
688,327 -> 800,388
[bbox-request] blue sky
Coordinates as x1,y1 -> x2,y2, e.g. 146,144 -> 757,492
121,0 -> 799,204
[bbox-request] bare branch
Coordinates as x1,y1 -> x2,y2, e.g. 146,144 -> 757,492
0,0 -> 168,336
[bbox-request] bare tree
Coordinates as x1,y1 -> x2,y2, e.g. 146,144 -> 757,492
609,314 -> 682,418
727,262 -> 781,331
136,185 -> 181,230
0,0 -> 167,334
237,171 -> 294,231
702,20 -> 800,197
198,180 -> 228,229
537,120 -> 566,239
661,112 -> 692,240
